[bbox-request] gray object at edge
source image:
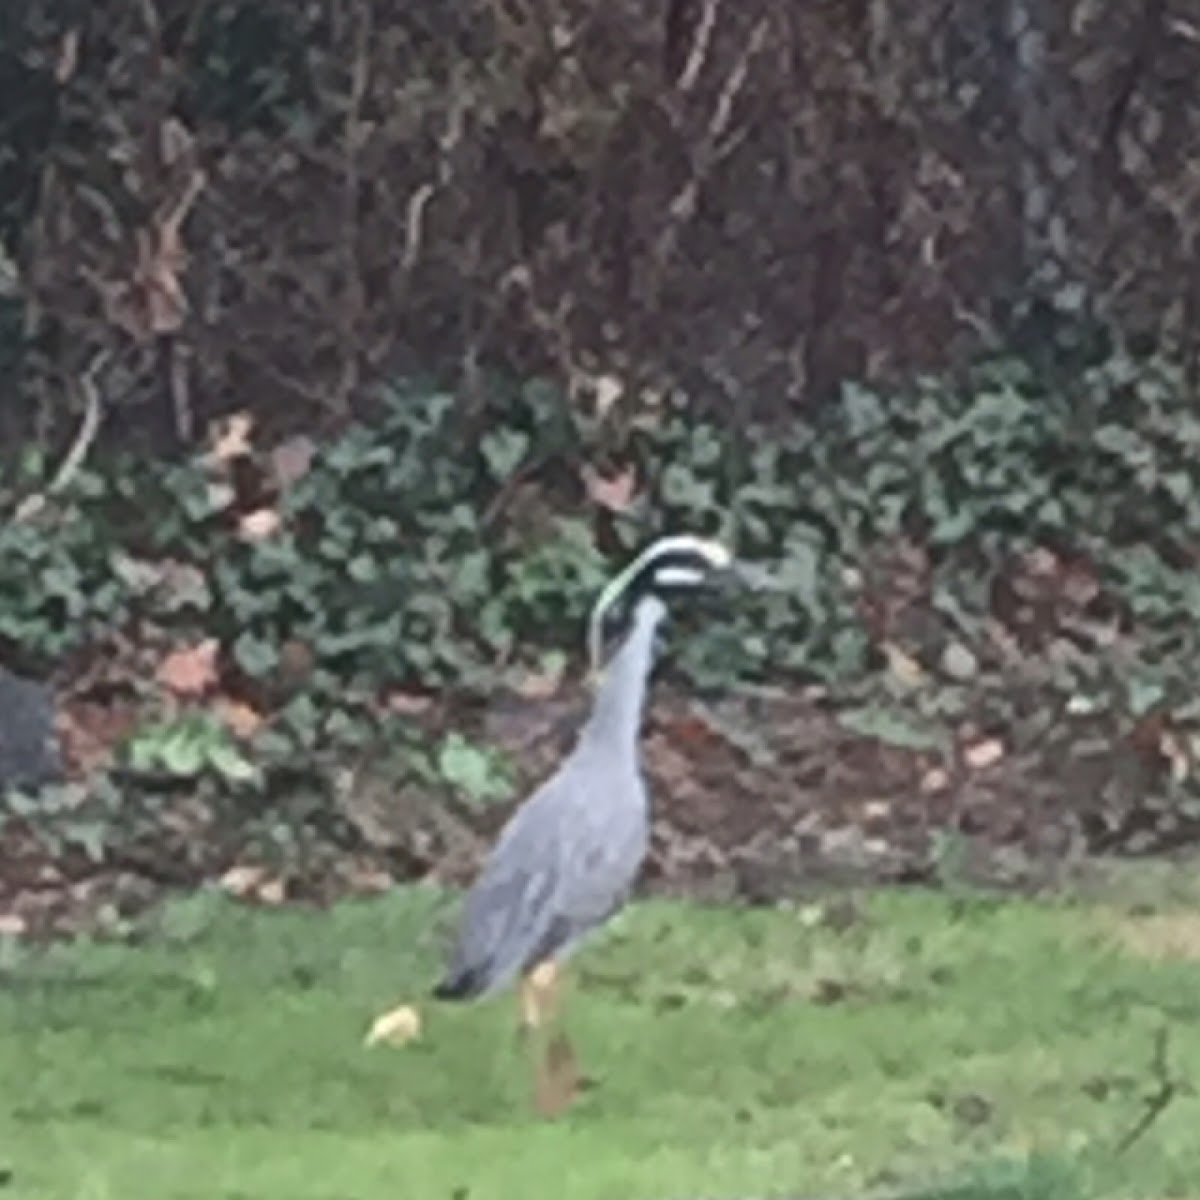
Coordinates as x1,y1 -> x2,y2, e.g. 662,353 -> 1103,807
0,666 -> 61,791
433,535 -> 740,1001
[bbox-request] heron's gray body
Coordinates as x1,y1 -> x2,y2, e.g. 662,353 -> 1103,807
434,594 -> 665,1000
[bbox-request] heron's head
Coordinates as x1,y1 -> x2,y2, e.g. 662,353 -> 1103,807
587,534 -> 772,673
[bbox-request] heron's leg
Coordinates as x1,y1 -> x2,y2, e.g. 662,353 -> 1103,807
536,1029 -> 580,1116
518,961 -> 581,1117
516,959 -> 561,1034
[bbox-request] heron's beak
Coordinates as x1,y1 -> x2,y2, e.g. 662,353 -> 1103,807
712,559 -> 783,594
730,560 -> 784,592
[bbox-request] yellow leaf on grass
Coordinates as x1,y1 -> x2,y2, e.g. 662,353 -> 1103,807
364,1004 -> 422,1047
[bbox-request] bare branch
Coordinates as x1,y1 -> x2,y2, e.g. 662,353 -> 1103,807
676,0 -> 720,93
653,16 -> 771,276
13,351 -> 110,523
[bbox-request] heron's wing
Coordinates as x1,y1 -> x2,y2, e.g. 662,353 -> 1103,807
437,772 -> 572,996
439,758 -> 646,995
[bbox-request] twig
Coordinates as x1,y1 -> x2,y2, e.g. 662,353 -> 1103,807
652,16 -> 771,279
676,0 -> 720,93
13,351 -> 109,523
400,183 -> 436,274
399,82 -> 466,279
1114,1024 -> 1187,1155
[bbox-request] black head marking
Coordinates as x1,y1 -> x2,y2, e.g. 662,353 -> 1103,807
587,536 -> 733,670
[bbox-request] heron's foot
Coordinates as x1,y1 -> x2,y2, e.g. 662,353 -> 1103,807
534,1030 -> 582,1118
363,1002 -> 422,1048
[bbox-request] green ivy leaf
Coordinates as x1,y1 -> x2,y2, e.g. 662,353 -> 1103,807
481,429 -> 529,480
436,733 -> 512,807
234,632 -> 279,677
836,706 -> 942,751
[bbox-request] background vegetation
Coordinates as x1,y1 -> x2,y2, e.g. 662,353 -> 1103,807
3,4 -> 1200,1196
0,0 -> 1199,920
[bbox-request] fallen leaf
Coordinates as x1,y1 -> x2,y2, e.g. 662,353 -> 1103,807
257,877 -> 287,905
920,767 -> 950,793
346,866 -> 394,895
1160,731 -> 1190,782
238,507 -> 281,540
582,465 -> 637,512
220,863 -> 269,898
384,689 -> 433,716
220,864 -> 286,904
214,697 -> 264,739
881,641 -> 925,688
964,738 -> 1004,770
157,639 -> 220,697
861,799 -> 890,823
512,652 -> 567,700
364,1004 -> 422,1047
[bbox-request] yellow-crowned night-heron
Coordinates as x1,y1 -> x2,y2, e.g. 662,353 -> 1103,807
367,534 -> 760,1111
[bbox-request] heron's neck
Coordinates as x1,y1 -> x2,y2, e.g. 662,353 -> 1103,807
581,594 -> 666,754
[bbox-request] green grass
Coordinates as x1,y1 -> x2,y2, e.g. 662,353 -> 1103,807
1,880 -> 1199,1200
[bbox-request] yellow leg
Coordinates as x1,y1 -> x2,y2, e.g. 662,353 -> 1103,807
519,960 -> 581,1118
518,959 -> 562,1032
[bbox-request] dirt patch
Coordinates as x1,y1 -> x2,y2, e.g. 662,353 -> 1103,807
1105,911 -> 1200,962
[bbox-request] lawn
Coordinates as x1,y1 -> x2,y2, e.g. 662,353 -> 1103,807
2,872 -> 1199,1200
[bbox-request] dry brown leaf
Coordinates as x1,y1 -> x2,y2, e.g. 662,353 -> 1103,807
0,913 -> 28,936
364,1003 -> 423,1047
582,465 -> 637,512
964,738 -> 1004,770
1160,731 -> 1191,782
219,864 -> 286,904
257,877 -> 287,906
346,866 -> 394,895
213,697 -> 264,740
881,641 -> 925,688
384,690 -> 434,716
513,653 -> 567,700
220,863 -> 268,897
157,639 -> 220,697
920,767 -> 950,793
861,799 -> 890,823
238,508 -> 282,540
